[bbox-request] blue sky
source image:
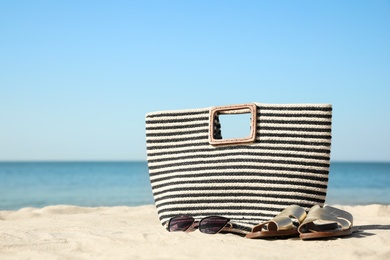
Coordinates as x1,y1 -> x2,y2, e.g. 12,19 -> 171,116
0,1 -> 389,162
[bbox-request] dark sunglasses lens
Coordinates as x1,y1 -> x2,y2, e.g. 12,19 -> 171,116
168,216 -> 194,232
199,217 -> 229,234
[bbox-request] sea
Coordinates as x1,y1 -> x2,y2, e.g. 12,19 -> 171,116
0,161 -> 389,210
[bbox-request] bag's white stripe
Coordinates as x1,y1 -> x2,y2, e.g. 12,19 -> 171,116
147,148 -> 330,161
257,116 -> 331,122
153,189 -> 326,201
151,182 -> 327,194
145,129 -> 331,141
257,136 -> 331,143
147,154 -> 330,168
145,132 -> 208,141
146,143 -> 330,155
151,175 -> 327,190
145,125 -> 331,136
155,199 -> 323,213
145,119 -> 208,128
158,208 -> 288,220
146,113 -> 208,121
258,110 -> 332,115
146,121 -> 331,131
256,123 -> 331,130
146,137 -> 330,148
155,195 -> 326,207
148,161 -> 329,174
151,172 -> 324,187
158,207 -> 284,217
146,126 -> 208,134
149,167 -> 328,182
258,130 -> 331,136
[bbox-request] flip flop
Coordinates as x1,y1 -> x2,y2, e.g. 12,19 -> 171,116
298,205 -> 354,240
246,205 -> 307,239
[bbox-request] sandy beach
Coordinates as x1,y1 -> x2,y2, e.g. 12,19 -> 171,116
0,204 -> 389,259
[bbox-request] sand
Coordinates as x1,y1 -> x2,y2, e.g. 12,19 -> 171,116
0,204 -> 389,260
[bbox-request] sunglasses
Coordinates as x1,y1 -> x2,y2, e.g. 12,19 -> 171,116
167,215 -> 233,234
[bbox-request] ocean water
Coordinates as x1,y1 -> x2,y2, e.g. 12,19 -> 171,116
0,162 -> 154,210
0,161 -> 389,210
326,162 -> 390,205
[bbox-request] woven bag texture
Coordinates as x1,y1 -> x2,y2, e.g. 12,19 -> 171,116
145,103 -> 332,231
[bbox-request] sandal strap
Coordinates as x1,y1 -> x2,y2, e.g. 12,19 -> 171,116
298,205 -> 353,233
252,205 -> 306,232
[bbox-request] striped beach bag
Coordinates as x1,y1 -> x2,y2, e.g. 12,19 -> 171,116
145,103 -> 332,231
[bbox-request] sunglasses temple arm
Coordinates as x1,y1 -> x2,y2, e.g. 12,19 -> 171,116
221,222 -> 248,235
164,222 -> 169,231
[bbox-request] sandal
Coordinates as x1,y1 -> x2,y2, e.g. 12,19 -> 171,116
298,205 -> 354,240
246,205 -> 307,239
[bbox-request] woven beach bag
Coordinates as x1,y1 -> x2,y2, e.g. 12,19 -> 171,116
145,103 -> 332,231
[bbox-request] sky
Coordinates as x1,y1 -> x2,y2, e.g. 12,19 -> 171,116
0,1 -> 389,162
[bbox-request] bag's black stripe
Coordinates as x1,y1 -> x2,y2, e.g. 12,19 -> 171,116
150,170 -> 328,184
157,202 -> 319,216
147,146 -> 331,157
148,158 -> 330,171
232,225 -> 253,232
152,185 -> 327,198
259,113 -> 332,118
257,106 -> 332,111
146,118 -> 331,126
146,137 -> 205,144
145,142 -> 211,150
148,163 -> 330,176
146,125 -> 332,133
145,126 -> 332,133
146,133 -> 331,142
156,200 -> 294,212
259,140 -> 331,146
160,211 -> 277,222
146,127 -> 331,139
158,209 -> 280,219
157,199 -> 310,209
146,129 -> 208,137
259,126 -> 331,132
151,179 -> 328,191
145,123 -> 209,131
149,166 -> 329,178
155,196 -> 325,208
258,120 -> 331,125
146,135 -> 208,143
151,178 -> 328,190
155,191 -> 326,201
147,151 -> 330,164
147,140 -> 330,151
146,140 -> 331,149
261,133 -> 331,139
155,196 -> 325,207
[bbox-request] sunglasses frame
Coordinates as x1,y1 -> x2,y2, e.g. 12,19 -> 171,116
166,215 -> 232,234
